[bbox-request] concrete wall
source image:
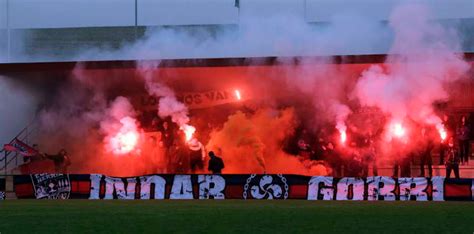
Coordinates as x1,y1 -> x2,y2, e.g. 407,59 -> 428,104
0,0 -> 6,29
1,0 -> 474,29
306,0 -> 474,22
0,0 -> 7,62
239,0 -> 305,18
138,0 -> 238,26
8,0 -> 135,29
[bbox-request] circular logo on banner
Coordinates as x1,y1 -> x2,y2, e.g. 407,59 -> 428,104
243,174 -> 289,200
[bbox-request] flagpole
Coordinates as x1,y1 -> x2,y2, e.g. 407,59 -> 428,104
134,0 -> 138,40
235,0 -> 240,25
6,0 -> 11,62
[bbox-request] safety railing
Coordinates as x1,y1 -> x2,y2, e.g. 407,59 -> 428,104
1,122 -> 39,175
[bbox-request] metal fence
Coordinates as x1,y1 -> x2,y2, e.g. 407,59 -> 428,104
1,122 -> 38,175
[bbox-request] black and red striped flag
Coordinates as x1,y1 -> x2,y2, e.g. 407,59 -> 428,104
3,138 -> 38,157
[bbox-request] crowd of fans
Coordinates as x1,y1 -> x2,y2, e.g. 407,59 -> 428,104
139,110 -> 472,177
21,110 -> 472,177
291,114 -> 473,179
142,114 -> 215,174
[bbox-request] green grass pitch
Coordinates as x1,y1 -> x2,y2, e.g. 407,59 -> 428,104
0,200 -> 473,233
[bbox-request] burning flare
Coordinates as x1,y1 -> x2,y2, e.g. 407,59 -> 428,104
391,122 -> 406,138
107,117 -> 140,155
181,124 -> 196,142
436,123 -> 447,142
335,122 -> 347,145
235,89 -> 242,100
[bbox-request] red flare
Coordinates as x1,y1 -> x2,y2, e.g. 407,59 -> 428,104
108,117 -> 140,155
340,130 -> 347,144
437,124 -> 447,142
181,124 -> 196,142
336,122 -> 347,145
392,123 -> 405,138
235,89 -> 241,100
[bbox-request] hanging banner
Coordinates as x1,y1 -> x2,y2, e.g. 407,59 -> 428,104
135,89 -> 245,111
12,174 -> 474,201
30,174 -> 71,199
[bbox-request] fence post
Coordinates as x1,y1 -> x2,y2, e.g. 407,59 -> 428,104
4,151 -> 6,176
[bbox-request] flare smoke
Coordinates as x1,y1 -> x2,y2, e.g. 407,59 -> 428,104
353,4 -> 470,132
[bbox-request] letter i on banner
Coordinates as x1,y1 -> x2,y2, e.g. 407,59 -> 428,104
89,174 -> 103,200
472,179 -> 474,201
431,177 -> 445,201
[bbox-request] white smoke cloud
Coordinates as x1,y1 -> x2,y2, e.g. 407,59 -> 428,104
100,96 -> 141,155
332,102 -> 350,139
70,11 -> 391,62
138,61 -> 195,141
353,4 -> 470,127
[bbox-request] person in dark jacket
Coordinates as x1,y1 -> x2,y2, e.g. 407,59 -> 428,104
439,114 -> 456,165
456,116 -> 470,165
418,127 -> 434,177
44,149 -> 71,174
160,121 -> 174,149
207,151 -> 224,174
188,138 -> 206,173
445,138 -> 460,179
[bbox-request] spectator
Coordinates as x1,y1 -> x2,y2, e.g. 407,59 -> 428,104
147,135 -> 166,174
445,138 -> 460,179
391,138 -> 410,178
208,151 -> 224,174
188,137 -> 206,173
149,116 -> 160,132
345,144 -> 363,177
469,112 -> 474,139
160,121 -> 174,149
456,116 -> 470,165
439,114 -> 455,165
44,149 -> 71,174
168,137 -> 190,174
419,127 -> 434,177
361,135 -> 378,177
297,139 -> 312,161
23,144 -> 39,164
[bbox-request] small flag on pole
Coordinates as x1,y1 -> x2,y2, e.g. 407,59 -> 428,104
3,138 -> 38,157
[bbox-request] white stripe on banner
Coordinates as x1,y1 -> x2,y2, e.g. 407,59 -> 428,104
472,179 -> 474,201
